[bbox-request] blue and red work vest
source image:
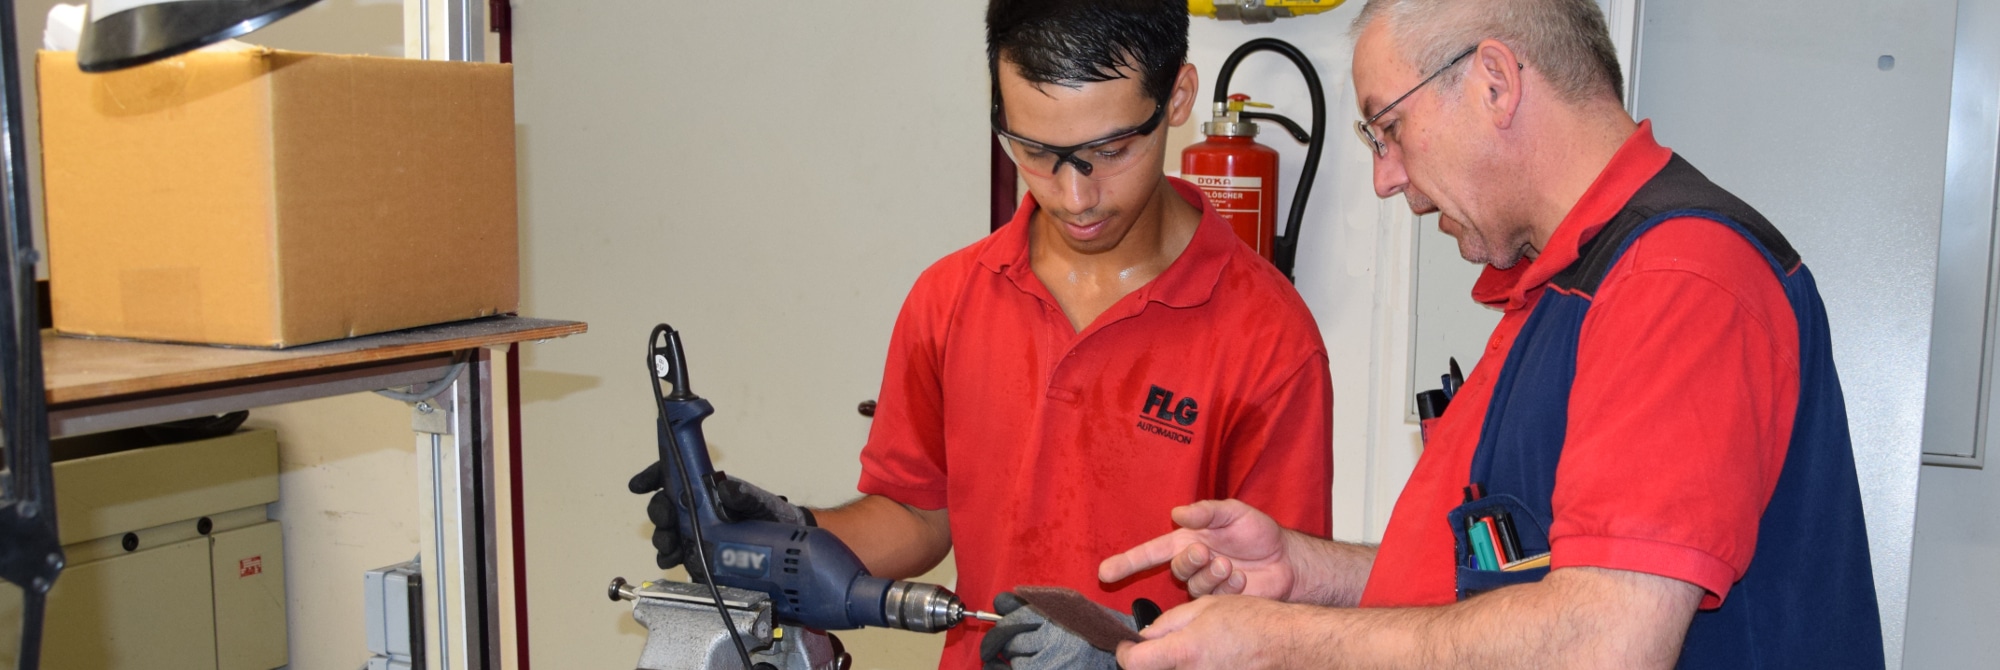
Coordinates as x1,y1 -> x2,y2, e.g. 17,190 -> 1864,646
1453,155 -> 1885,667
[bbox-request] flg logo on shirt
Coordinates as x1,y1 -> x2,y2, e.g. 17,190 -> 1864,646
1138,385 -> 1200,444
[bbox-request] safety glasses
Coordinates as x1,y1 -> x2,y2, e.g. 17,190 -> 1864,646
992,103 -> 1166,180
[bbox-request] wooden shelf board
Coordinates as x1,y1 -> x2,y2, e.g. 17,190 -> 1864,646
46,316 -> 586,405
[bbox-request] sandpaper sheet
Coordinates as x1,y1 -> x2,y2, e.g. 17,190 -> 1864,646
1015,585 -> 1143,652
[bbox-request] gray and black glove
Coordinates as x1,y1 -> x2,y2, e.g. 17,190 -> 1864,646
627,462 -> 814,579
980,592 -> 1154,670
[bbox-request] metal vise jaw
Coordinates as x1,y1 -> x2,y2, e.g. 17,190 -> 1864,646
611,577 -> 843,670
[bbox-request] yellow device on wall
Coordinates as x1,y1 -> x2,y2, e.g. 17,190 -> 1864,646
1191,0 -> 1347,23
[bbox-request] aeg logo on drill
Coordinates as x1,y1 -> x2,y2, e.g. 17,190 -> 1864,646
1137,385 -> 1199,444
716,542 -> 771,578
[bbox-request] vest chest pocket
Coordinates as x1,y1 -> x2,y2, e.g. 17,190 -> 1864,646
1447,493 -> 1553,600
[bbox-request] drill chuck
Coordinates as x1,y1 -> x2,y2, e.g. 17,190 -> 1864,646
881,580 -> 971,633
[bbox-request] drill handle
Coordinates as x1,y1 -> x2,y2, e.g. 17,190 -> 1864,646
649,324 -> 697,402
649,324 -> 726,531
658,411 -> 724,530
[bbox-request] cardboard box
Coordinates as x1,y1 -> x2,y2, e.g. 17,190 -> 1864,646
37,48 -> 518,347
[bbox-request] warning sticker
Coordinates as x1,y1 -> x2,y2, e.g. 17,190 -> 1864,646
239,556 -> 263,578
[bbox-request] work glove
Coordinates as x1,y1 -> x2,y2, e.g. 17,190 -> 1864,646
980,592 -> 1156,670
627,462 -> 815,579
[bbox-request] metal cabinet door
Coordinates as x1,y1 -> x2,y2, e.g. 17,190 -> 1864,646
44,536 -> 219,670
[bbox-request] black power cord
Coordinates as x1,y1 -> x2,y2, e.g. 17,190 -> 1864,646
1212,38 -> 1327,282
648,325 -> 757,669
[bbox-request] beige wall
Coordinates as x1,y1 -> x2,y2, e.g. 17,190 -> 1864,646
246,393 -> 430,669
510,1 -> 987,667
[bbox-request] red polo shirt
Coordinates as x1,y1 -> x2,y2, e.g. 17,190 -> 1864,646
1360,122 -> 1799,609
860,177 -> 1333,668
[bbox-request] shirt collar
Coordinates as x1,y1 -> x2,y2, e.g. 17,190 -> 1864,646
978,176 -> 1231,309
1471,120 -> 1674,311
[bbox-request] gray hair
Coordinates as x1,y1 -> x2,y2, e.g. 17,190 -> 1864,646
1350,0 -> 1623,104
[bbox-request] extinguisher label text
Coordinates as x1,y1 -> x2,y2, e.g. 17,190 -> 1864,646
1190,175 -> 1262,188
1203,188 -> 1263,209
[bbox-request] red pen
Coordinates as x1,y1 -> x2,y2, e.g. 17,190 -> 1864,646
1482,515 -> 1511,563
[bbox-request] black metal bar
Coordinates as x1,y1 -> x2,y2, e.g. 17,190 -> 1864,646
0,0 -> 65,665
77,0 -> 321,72
505,343 -> 531,669
471,350 -> 498,669
490,0 -> 512,64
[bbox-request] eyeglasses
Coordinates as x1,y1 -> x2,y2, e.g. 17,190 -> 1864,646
992,103 -> 1166,180
1354,45 -> 1479,158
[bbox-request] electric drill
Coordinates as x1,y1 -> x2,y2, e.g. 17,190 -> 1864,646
645,324 -> 988,633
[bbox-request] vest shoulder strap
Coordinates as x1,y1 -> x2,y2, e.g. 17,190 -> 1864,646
1551,154 -> 1801,295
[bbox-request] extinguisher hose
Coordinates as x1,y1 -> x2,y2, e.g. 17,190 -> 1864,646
1213,38 -> 1325,282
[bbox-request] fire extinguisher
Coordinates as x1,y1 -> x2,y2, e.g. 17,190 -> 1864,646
1180,38 -> 1326,282
1184,94 -> 1283,262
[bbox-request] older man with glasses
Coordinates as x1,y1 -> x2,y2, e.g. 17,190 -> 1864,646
1100,0 -> 1883,668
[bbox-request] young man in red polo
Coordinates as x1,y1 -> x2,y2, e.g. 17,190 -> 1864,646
634,2 -> 1333,667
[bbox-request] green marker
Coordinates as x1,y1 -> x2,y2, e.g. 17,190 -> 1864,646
1469,520 -> 1500,570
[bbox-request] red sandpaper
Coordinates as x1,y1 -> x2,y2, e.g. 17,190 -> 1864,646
1015,585 -> 1143,652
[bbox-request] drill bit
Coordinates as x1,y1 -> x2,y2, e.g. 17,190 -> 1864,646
967,610 -> 1003,623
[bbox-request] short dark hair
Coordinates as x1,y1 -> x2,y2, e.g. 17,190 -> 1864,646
986,0 -> 1189,111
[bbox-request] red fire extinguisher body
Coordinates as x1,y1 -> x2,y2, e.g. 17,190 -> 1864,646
1182,135 -> 1280,259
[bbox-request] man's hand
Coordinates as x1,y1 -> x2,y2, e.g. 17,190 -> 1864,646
627,462 -> 811,576
1114,567 -> 1703,670
980,592 -> 1131,670
712,473 -> 813,527
1099,500 -> 1295,600
1114,595 -> 1305,670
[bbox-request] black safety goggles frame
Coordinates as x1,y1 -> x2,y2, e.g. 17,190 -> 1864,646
990,102 -> 1166,177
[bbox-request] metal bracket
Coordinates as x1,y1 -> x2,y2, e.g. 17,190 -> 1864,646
0,500 -> 64,594
412,396 -> 455,435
